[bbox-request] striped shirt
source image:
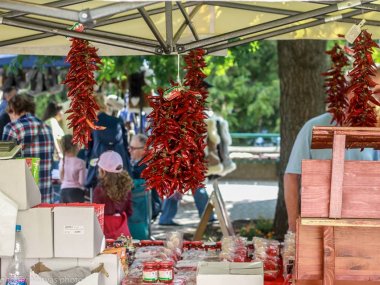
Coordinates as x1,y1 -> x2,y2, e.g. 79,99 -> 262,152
2,113 -> 54,203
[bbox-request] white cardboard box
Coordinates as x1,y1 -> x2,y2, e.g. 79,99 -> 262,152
17,208 -> 53,258
30,262 -> 103,285
0,159 -> 41,210
196,261 -> 264,285
54,207 -> 105,258
0,191 -> 18,257
78,254 -> 125,285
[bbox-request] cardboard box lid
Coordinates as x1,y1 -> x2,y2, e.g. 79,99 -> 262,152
0,190 -> 18,257
197,261 -> 263,275
0,159 -> 41,209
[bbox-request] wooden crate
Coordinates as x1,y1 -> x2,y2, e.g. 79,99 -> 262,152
301,160 -> 380,219
296,220 -> 380,283
301,127 -> 380,220
297,127 -> 380,285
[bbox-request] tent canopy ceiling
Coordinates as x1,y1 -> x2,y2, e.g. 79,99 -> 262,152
0,0 -> 379,56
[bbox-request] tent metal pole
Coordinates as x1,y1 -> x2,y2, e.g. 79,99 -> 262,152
204,1 -> 380,28
2,0 -> 87,19
205,9 -> 365,54
176,2 -> 200,41
0,17 -> 160,54
138,6 -> 167,52
312,1 -> 380,11
9,16 -> 159,46
165,2 -> 173,53
179,0 -> 375,52
173,3 -> 202,44
0,0 -> 79,22
203,1 -> 295,15
98,2 -> 198,26
83,2 -> 152,22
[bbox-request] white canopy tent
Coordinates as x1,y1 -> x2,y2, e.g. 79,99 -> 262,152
0,0 -> 379,56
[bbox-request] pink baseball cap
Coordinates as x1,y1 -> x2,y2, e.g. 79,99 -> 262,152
97,151 -> 123,173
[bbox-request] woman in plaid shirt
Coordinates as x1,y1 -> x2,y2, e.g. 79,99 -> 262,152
2,94 -> 54,203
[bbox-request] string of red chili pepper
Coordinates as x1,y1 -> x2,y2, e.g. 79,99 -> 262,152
322,43 -> 349,126
63,26 -> 104,147
345,30 -> 380,127
140,49 -> 208,198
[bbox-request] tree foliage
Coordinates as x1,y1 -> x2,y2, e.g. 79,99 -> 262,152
205,41 -> 280,133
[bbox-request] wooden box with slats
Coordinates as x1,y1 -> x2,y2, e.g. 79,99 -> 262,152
296,127 -> 380,285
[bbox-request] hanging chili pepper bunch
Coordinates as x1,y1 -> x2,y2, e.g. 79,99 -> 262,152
345,30 -> 380,127
322,43 -> 350,126
63,24 -> 104,147
141,49 -> 208,198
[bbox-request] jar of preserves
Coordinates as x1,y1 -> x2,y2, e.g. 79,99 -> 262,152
158,261 -> 174,283
142,262 -> 158,283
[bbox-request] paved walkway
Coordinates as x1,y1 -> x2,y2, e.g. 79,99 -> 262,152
151,180 -> 279,240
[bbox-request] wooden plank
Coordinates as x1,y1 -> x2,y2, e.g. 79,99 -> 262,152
311,126 -> 380,150
193,201 -> 214,241
297,222 -> 380,282
329,134 -> 345,219
301,218 -> 380,228
323,227 -> 335,285
301,160 -> 380,219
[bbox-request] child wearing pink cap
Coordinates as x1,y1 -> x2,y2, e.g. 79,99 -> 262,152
93,150 -> 133,239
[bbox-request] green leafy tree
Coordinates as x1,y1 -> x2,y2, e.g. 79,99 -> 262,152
205,41 -> 280,133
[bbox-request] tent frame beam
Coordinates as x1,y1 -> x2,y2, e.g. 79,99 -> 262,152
138,7 -> 167,53
173,3 -> 202,44
178,0 -> 375,52
176,2 -> 200,42
0,0 -> 380,55
0,17 -> 159,54
0,0 -> 79,22
206,9 -> 366,54
165,2 -> 174,53
2,0 -> 88,19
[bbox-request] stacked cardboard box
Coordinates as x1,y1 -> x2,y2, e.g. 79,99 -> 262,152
0,159 -> 123,285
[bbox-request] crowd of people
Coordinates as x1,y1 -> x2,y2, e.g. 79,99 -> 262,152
0,90 -> 212,240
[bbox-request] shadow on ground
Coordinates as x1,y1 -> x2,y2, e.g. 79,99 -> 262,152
151,196 -> 277,241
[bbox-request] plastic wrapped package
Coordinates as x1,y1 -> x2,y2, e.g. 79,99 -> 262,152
175,269 -> 197,285
134,246 -> 172,261
252,237 -> 281,281
165,232 -> 183,261
220,236 -> 247,262
282,231 -> 295,279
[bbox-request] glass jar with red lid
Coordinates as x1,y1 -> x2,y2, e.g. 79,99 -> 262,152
158,261 -> 174,283
142,261 -> 158,283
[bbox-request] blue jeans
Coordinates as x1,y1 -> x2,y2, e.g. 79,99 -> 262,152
159,188 -> 215,224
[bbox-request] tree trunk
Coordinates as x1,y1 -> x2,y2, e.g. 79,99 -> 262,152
273,40 -> 327,239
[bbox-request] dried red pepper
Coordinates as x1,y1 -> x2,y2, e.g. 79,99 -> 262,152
63,25 -> 103,147
323,43 -> 349,126
345,30 -> 380,127
141,49 -> 208,198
